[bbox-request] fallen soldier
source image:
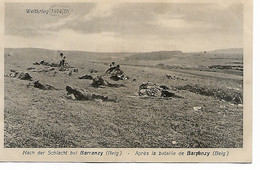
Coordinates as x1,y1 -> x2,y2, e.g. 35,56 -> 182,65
28,80 -> 56,90
106,66 -> 116,74
90,76 -> 106,87
7,70 -> 32,81
90,76 -> 125,88
138,82 -> 182,98
109,65 -> 129,81
66,85 -> 115,102
105,62 -> 116,74
79,74 -> 93,80
33,60 -> 60,67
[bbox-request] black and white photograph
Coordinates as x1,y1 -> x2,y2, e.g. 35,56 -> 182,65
3,1 -> 246,151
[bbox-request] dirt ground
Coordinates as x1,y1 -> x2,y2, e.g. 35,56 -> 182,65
4,48 -> 243,148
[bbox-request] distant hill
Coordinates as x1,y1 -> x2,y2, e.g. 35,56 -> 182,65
5,48 -> 184,61
125,51 -> 183,61
208,48 -> 243,54
5,48 -> 242,61
5,48 -> 57,58
4,48 -> 135,59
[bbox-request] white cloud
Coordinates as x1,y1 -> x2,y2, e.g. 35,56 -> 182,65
153,18 -> 189,29
5,29 -> 123,52
43,14 -> 79,30
150,13 -> 213,30
5,26 -> 243,52
5,3 -> 243,52
84,3 -> 121,21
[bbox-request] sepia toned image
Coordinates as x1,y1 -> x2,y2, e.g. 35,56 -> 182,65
3,2 -> 244,148
0,0 -> 253,163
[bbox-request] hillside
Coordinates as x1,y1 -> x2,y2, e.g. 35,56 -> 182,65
4,47 -> 243,148
208,48 -> 243,54
4,48 -> 135,60
125,51 -> 183,61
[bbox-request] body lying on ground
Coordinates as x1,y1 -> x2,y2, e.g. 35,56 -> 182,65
107,65 -> 129,81
66,85 -> 116,102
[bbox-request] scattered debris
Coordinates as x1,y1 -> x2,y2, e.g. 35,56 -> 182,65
10,69 -> 17,72
79,74 -> 93,80
59,67 -> 69,71
73,69 -> 78,72
219,105 -> 226,108
18,72 -> 32,80
67,94 -> 76,100
9,70 -> 19,78
172,141 -> 177,145
27,67 -> 36,71
52,71 -> 58,77
166,74 -> 186,81
7,70 -> 32,81
90,69 -> 98,73
110,73 -> 129,81
193,106 -> 202,111
138,82 -> 182,98
166,74 -> 173,79
68,71 -> 73,76
33,62 -> 40,65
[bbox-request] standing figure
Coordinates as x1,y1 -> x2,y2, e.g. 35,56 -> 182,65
59,53 -> 66,68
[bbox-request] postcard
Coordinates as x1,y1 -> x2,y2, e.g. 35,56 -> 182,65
0,0 -> 253,162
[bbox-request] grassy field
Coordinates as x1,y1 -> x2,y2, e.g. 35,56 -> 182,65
4,48 -> 243,148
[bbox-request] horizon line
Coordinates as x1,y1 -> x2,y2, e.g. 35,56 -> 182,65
4,46 -> 243,54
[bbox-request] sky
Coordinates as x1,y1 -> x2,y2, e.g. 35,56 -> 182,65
5,3 -> 243,52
